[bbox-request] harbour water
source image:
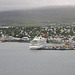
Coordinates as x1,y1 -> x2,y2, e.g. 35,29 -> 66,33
0,42 -> 75,75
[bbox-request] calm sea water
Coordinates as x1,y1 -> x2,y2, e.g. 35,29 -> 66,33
0,42 -> 75,75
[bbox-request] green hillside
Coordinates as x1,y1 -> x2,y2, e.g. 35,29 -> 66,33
0,6 -> 75,26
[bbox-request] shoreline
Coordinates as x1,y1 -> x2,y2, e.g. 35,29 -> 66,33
1,40 -> 30,43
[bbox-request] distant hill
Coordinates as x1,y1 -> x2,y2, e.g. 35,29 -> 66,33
0,6 -> 75,26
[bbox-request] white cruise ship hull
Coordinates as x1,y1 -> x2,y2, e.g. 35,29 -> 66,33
29,45 -> 43,50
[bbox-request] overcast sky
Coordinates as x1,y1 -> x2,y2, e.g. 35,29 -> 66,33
0,0 -> 75,11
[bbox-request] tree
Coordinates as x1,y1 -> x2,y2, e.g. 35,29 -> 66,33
70,31 -> 74,36
0,34 -> 1,37
72,37 -> 75,41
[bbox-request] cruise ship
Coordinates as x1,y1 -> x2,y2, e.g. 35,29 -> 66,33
29,36 -> 47,50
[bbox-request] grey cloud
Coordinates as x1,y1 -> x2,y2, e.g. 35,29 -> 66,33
0,0 -> 75,11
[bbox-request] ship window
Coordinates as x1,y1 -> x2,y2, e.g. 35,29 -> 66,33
31,40 -> 38,45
